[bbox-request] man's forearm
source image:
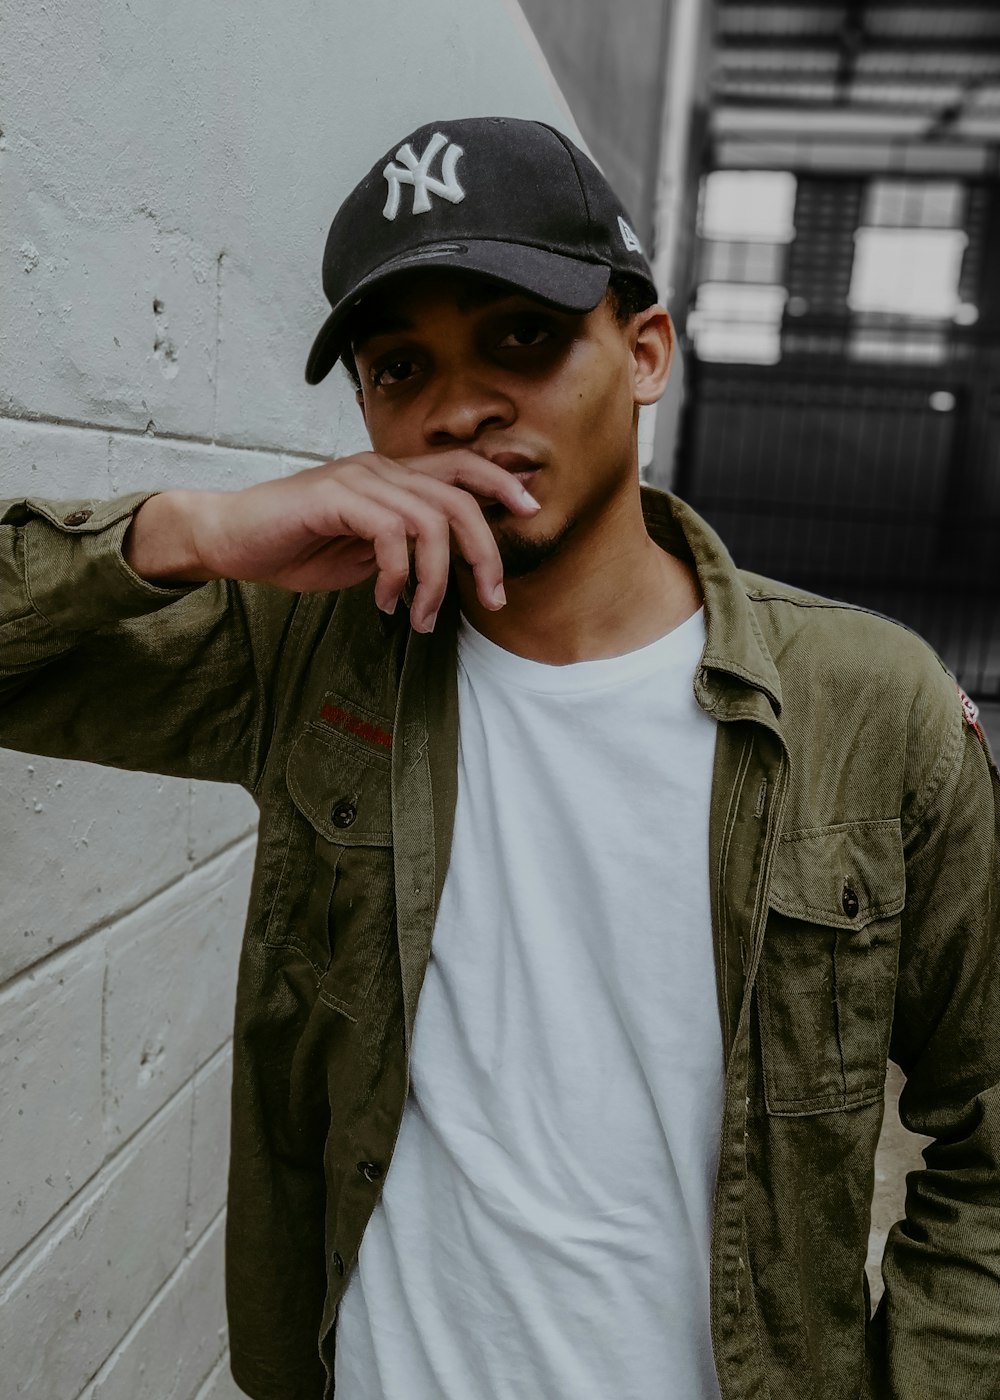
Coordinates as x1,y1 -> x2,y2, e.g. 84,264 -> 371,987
0,491 -> 269,785
122,490 -> 222,586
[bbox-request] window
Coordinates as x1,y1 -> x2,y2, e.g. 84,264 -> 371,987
849,226 -> 969,319
700,171 -> 797,242
847,179 -> 972,362
862,179 -> 964,231
688,284 -> 789,365
688,171 -> 796,364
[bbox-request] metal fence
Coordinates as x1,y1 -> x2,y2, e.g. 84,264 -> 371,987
675,326 -> 1000,700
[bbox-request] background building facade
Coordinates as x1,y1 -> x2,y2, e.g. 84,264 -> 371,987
680,0 -> 1000,723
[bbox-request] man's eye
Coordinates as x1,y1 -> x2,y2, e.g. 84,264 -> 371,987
499,322 -> 552,349
371,358 -> 418,387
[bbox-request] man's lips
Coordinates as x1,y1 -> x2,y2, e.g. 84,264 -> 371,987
483,450 -> 542,488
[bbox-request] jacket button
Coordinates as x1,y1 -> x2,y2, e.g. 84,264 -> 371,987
62,509 -> 93,526
357,1161 -> 383,1182
331,802 -> 357,828
332,1250 -> 345,1275
842,883 -> 860,919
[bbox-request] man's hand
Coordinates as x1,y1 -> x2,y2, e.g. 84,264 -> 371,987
123,451 -> 541,632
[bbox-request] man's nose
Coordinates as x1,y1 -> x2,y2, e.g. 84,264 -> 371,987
423,370 -> 515,446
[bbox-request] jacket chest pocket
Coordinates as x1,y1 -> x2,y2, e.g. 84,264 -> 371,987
266,722 -> 396,1019
756,819 -> 904,1115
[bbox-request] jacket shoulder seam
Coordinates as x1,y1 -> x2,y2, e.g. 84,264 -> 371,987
743,581 -> 959,666
902,683 -> 965,840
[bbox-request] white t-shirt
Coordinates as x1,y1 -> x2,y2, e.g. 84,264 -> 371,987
335,608 -> 723,1400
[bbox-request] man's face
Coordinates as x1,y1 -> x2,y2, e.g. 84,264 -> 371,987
350,270 -> 657,578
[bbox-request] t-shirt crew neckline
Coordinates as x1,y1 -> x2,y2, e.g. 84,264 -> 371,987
456,607 -> 706,695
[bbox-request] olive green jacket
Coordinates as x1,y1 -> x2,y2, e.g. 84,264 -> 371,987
2,486 -> 998,1400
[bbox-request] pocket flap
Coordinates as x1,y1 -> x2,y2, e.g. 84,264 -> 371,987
286,724 -> 392,847
768,819 -> 904,927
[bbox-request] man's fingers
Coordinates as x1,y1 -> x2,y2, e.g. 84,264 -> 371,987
409,517 -> 452,632
263,450 -> 540,622
356,479 -> 454,629
383,451 -> 542,516
443,452 -> 542,515
423,485 -> 507,609
332,494 -> 412,612
333,464 -> 508,618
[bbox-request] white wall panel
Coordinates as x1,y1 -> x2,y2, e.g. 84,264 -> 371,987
0,755 -> 190,984
102,843 -> 253,1148
0,1088 -> 193,1399
0,3 -> 576,1393
0,940 -> 105,1272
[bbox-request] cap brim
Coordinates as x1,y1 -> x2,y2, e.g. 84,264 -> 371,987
304,241 -> 612,385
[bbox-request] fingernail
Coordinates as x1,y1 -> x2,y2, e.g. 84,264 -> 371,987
413,609 -> 437,633
520,487 -> 541,510
491,583 -> 506,609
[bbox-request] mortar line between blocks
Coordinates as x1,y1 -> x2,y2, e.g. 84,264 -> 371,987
212,250 -> 225,443
99,954 -> 112,1157
76,1203 -> 229,1399
0,829 -> 257,995
0,1076 -> 217,1291
104,431 -> 115,496
0,408 -> 327,464
187,779 -> 197,866
184,1057 -> 199,1249
193,1349 -> 236,1400
196,1039 -> 234,1083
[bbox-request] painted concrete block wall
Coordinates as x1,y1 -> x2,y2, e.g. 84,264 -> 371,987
518,0 -> 671,249
0,2 -> 574,1396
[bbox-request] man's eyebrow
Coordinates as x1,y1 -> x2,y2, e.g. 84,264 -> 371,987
349,284 -> 548,354
350,313 -> 414,355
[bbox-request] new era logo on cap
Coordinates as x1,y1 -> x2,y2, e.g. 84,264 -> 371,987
618,216 -> 643,255
305,116 -> 659,385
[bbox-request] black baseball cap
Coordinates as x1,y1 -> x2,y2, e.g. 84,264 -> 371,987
305,115 -> 658,385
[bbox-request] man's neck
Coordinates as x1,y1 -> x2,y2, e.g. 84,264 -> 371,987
456,494 -> 702,665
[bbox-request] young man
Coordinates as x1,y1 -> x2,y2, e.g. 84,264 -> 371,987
1,117 -> 998,1400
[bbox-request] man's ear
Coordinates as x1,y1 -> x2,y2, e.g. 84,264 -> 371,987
630,306 -> 674,406
355,388 -> 367,422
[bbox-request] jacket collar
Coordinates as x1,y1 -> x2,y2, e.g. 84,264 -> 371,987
640,486 -> 783,719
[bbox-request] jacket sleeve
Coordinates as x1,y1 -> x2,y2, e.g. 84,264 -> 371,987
0,493 -> 297,789
868,673 -> 1000,1397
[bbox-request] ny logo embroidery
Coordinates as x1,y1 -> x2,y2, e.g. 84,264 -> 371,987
383,132 -> 466,220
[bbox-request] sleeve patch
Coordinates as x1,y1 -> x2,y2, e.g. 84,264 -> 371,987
959,686 -> 985,744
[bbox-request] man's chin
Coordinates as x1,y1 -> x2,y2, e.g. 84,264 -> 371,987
491,515 -> 577,579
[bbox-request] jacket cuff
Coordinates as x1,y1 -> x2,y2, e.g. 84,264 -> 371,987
2,492 -> 201,632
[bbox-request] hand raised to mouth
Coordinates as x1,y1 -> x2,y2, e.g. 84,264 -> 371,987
123,450 -> 542,632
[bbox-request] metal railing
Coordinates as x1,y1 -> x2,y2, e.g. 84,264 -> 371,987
674,321 -> 1000,699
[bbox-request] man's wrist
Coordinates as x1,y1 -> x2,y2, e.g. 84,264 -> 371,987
122,490 -> 220,586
